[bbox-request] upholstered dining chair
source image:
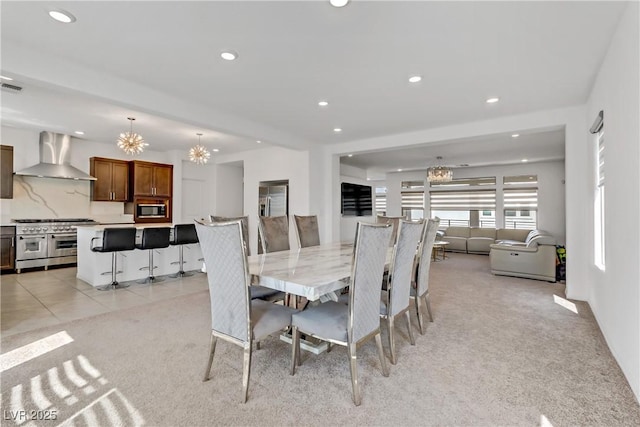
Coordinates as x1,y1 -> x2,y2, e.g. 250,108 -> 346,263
210,215 -> 251,255
293,214 -> 320,248
210,215 -> 285,302
380,219 -> 424,364
195,219 -> 297,403
376,215 -> 404,246
411,217 -> 440,334
257,215 -> 290,254
290,221 -> 392,406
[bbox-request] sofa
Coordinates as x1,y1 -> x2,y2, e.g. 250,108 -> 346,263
489,230 -> 557,282
439,227 -> 531,254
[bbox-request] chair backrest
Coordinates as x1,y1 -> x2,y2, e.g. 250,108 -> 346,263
139,227 -> 171,250
387,220 -> 424,317
172,224 -> 199,245
347,222 -> 393,343
293,214 -> 320,248
415,218 -> 440,297
101,227 -> 137,252
258,215 -> 290,253
376,215 -> 403,246
210,215 -> 250,255
195,219 -> 251,343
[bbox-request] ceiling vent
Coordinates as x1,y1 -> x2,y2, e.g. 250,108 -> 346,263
1,82 -> 23,93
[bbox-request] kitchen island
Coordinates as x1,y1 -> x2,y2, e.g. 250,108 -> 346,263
76,223 -> 202,287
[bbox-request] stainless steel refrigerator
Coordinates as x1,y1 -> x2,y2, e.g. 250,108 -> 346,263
259,184 -> 288,217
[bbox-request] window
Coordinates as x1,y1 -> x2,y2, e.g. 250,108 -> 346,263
430,188 -> 496,227
590,110 -> 605,269
503,187 -> 538,229
375,186 -> 387,216
594,129 -> 605,269
401,181 -> 424,220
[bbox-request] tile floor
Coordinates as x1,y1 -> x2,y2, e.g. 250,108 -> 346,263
0,266 -> 208,337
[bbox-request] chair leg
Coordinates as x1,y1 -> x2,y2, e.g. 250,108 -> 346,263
348,343 -> 361,406
256,341 -> 261,350
415,296 -> 426,335
375,332 -> 389,377
290,326 -> 299,375
203,333 -> 217,381
424,293 -> 434,322
388,316 -> 397,365
98,252 -> 129,290
405,310 -> 416,345
241,343 -> 252,403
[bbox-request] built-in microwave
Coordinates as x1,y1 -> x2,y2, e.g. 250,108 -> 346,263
137,203 -> 167,218
125,198 -> 171,223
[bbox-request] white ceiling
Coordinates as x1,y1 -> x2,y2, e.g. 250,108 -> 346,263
0,1 -> 627,169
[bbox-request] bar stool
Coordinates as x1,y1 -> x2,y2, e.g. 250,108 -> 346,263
91,227 -> 137,291
170,224 -> 199,277
136,227 -> 171,283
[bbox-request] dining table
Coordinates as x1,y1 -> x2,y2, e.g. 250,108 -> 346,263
247,241 -> 355,302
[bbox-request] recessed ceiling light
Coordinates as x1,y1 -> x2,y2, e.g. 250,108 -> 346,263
74,131 -> 84,135
486,97 -> 500,104
256,140 -> 262,144
511,133 -> 520,138
347,154 -> 353,157
220,51 -> 238,61
48,9 -> 76,23
318,101 -> 329,107
408,75 -> 422,83
213,148 -> 220,152
397,169 -> 403,172
521,159 -> 528,162
0,75 -> 13,81
330,0 -> 350,7
333,128 -> 342,133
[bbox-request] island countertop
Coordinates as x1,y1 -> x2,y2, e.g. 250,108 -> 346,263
75,223 -> 179,231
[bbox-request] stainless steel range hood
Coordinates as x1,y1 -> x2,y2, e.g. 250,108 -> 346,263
15,132 -> 97,181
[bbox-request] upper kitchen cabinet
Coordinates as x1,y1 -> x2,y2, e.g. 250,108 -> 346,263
129,161 -> 173,198
90,157 -> 129,202
1,145 -> 14,199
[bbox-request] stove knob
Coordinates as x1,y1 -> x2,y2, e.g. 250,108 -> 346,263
52,226 -> 58,231
35,227 -> 42,232
65,226 -> 71,231
28,227 -> 34,232
42,227 -> 48,232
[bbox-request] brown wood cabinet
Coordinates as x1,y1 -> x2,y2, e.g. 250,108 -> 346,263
90,157 -> 129,201
0,226 -> 15,271
129,161 -> 173,198
1,145 -> 14,199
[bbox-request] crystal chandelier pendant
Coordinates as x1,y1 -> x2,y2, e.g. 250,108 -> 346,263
189,133 -> 211,165
427,156 -> 453,183
117,117 -> 148,155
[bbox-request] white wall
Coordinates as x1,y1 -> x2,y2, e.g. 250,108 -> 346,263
218,146 -> 311,254
583,2 -> 639,401
214,163 -> 243,217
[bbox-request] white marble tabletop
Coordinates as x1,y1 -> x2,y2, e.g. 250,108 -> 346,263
248,242 -> 354,301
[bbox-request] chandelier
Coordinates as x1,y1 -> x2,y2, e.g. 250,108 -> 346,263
189,133 -> 210,165
117,117 -> 147,155
427,156 -> 453,183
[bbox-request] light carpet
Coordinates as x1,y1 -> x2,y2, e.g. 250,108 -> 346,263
1,253 -> 639,426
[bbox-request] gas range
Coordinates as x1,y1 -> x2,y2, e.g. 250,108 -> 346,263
14,218 -> 97,235
13,218 -> 97,273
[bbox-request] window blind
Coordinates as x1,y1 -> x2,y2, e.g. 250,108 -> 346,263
401,191 -> 424,209
429,190 -> 496,211
503,188 -> 538,210
375,187 -> 387,213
